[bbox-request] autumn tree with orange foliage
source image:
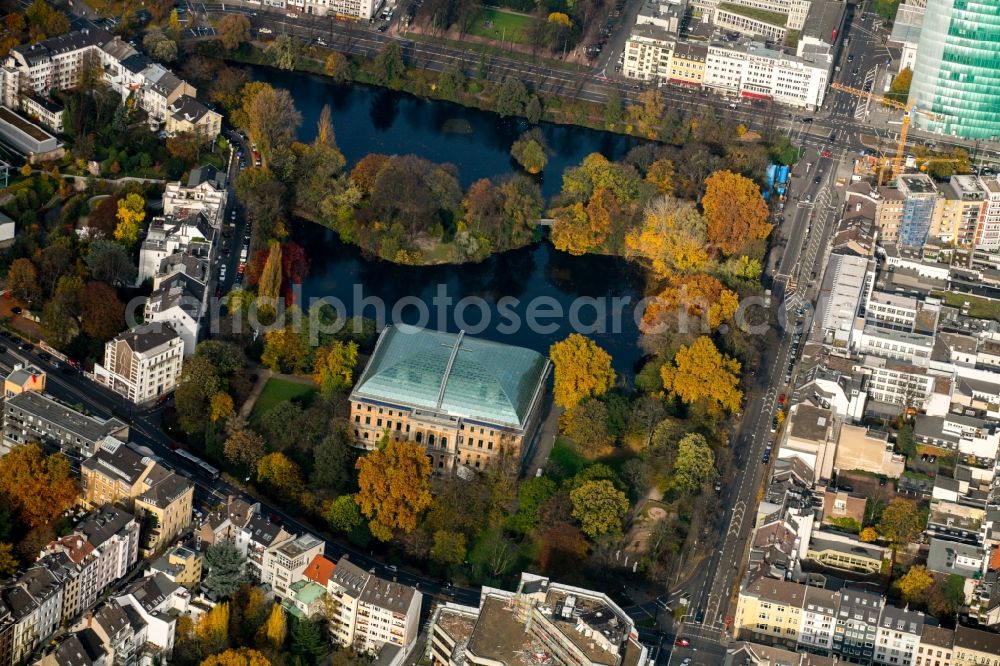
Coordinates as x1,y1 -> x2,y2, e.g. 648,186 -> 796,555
0,443 -> 77,528
641,275 -> 739,332
625,196 -> 709,279
355,439 -> 432,541
660,336 -> 743,414
701,170 -> 771,256
549,334 -> 616,409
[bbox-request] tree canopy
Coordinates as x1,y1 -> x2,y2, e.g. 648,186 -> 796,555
549,334 -> 616,409
355,439 -> 432,541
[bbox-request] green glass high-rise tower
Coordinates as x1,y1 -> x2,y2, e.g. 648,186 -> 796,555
909,0 -> 1000,140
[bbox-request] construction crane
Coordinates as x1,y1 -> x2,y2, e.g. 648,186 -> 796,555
830,82 -> 945,185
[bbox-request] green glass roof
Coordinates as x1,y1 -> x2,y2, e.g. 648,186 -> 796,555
351,325 -> 550,428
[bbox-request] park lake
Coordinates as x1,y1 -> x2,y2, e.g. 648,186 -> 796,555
243,66 -> 649,370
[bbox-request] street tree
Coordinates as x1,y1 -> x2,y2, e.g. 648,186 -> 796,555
325,495 -> 363,533
373,42 -> 405,83
431,530 -> 467,566
203,540 -> 246,598
549,334 -> 616,409
224,429 -> 265,469
701,170 -> 771,256
660,336 -> 743,414
355,439 -> 432,541
569,479 -> 629,539
174,356 -> 221,434
256,452 -> 304,503
217,13 -> 251,51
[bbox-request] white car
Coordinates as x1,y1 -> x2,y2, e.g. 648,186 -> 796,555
286,11 -> 297,18
258,27 -> 272,33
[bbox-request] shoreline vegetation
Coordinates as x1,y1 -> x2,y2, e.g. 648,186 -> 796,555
186,37 -> 796,268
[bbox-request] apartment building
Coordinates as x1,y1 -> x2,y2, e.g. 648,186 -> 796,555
815,254 -> 874,346
77,506 -> 141,598
261,533 -> 325,600
37,629 -> 107,666
855,326 -> 934,366
81,437 -> 163,507
713,2 -> 789,41
114,574 -> 189,658
94,323 -> 184,404
733,577 -> 808,648
161,166 -> 228,230
133,471 -> 194,555
0,390 -> 129,459
138,214 -> 216,283
428,572 -> 648,666
855,355 -> 936,411
149,545 -> 203,589
326,557 -> 422,655
916,625 -> 954,666
165,95 -> 222,142
874,605 -> 924,666
198,496 -> 257,546
144,273 -> 205,357
283,0 -> 377,19
932,176 -> 987,247
976,175 -> 1000,251
799,586 -> 838,656
236,513 -> 293,582
622,25 -> 673,81
833,590 -> 885,664
666,41 -> 707,87
953,625 -> 1000,666
2,567 -> 64,665
90,600 -> 147,666
5,29 -> 110,98
832,423 -> 905,479
350,325 -> 551,472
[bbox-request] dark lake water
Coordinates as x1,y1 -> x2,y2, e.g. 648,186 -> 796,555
246,66 -> 650,371
246,65 -> 643,199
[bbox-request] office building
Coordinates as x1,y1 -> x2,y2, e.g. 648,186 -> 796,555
1,391 -> 128,459
350,325 -> 551,472
897,174 -> 940,248
910,0 -> 1000,140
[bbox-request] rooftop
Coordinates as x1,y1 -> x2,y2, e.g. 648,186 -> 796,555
7,391 -> 128,445
110,321 -> 181,354
927,538 -> 983,578
302,554 -> 336,587
352,325 -> 551,429
743,577 -> 806,607
467,594 -> 540,666
718,1 -> 787,27
82,437 -> 153,485
954,625 -> 1000,655
787,403 -> 831,443
0,106 -> 55,143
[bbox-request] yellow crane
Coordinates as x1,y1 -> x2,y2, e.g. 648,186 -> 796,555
830,82 -> 945,185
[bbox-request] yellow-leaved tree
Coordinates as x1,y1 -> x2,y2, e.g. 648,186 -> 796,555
549,334 -> 616,409
642,274 -> 739,332
894,565 -> 934,602
355,439 -> 432,541
625,196 -> 709,279
264,603 -> 286,649
201,648 -> 271,666
210,392 -> 234,423
660,336 -> 742,414
313,340 -> 359,393
195,602 -> 229,654
0,442 -> 77,527
701,169 -> 771,256
256,452 -> 304,503
114,193 -> 145,248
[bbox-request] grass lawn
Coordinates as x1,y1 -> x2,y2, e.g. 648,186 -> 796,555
933,291 -> 1000,321
466,7 -> 537,45
251,378 -> 316,423
549,438 -> 588,479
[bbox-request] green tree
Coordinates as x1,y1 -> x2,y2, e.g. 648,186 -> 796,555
0,543 -> 17,578
143,29 -> 177,62
85,240 -> 137,286
507,476 -> 557,533
7,258 -> 39,305
495,76 -> 529,118
324,52 -> 353,82
510,130 -> 548,174
563,398 -> 613,454
673,433 -> 715,493
326,495 -> 363,533
290,617 -> 328,663
311,426 -> 354,492
174,356 -> 221,434
223,429 -> 265,469
569,479 -> 629,539
604,90 -> 623,127
203,540 -> 246,598
373,42 -> 405,83
431,530 -> 467,566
